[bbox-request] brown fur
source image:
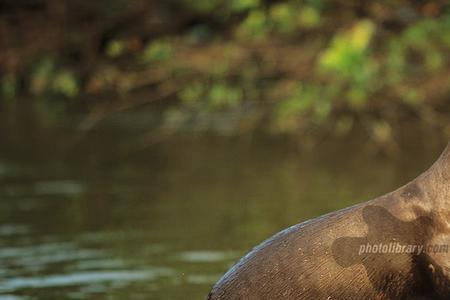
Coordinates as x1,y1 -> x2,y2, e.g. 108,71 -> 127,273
207,144 -> 450,300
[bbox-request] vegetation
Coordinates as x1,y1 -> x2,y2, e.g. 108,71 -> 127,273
1,0 -> 450,140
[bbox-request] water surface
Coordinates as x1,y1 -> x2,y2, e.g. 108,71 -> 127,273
0,108 -> 444,299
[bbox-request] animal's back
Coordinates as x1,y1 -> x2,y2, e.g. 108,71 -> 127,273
207,198 -> 443,300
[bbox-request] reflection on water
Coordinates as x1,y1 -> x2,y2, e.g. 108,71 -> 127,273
0,270 -> 165,291
0,108 -> 445,299
175,251 -> 238,263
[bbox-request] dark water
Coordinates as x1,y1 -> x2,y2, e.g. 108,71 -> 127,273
0,107 -> 445,299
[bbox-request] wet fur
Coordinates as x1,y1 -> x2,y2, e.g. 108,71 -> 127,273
207,145 -> 450,300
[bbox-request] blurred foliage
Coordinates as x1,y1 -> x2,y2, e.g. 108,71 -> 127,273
29,57 -> 79,97
1,0 -> 450,138
141,40 -> 174,64
1,73 -> 17,100
105,39 -> 127,58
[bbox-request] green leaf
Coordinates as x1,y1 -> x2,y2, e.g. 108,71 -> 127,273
208,84 -> 243,108
141,40 -> 174,63
270,3 -> 298,33
30,57 -> 55,95
231,0 -> 260,12
319,20 -> 375,74
179,82 -> 205,105
236,10 -> 268,39
298,6 -> 321,28
51,71 -> 79,98
105,39 -> 126,58
1,73 -> 17,100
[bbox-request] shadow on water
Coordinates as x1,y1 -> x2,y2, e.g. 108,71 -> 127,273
0,105 -> 446,299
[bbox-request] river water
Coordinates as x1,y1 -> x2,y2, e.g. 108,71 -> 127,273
0,106 -> 445,299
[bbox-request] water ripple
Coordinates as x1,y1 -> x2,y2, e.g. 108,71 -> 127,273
0,268 -> 174,293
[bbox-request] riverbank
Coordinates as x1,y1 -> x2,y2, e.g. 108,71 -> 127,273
1,1 -> 450,139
